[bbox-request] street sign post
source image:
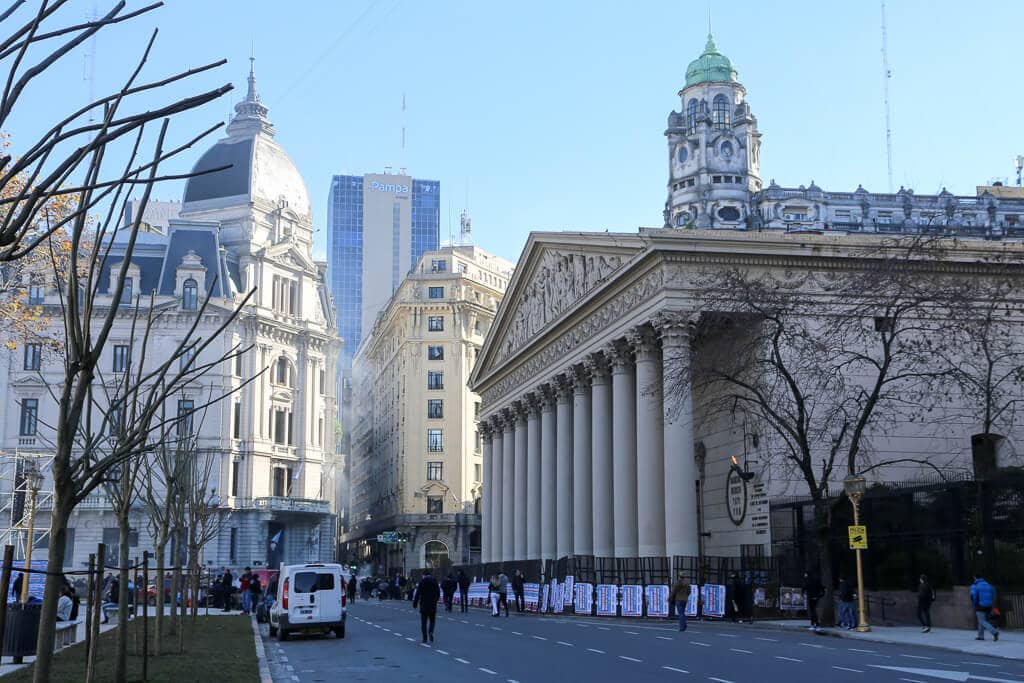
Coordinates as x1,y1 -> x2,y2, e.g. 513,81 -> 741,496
848,525 -> 868,549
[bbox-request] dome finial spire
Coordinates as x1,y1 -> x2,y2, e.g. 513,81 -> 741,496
227,54 -> 274,138
246,52 -> 259,103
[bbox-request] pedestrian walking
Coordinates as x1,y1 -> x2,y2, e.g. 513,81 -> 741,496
240,567 -> 253,614
669,573 -> 691,632
413,568 -> 441,643
512,570 -> 525,612
970,574 -> 999,641
838,575 -> 856,630
101,576 -> 120,623
498,570 -> 510,617
377,577 -> 388,601
441,574 -> 457,612
917,574 -> 935,633
220,567 -> 234,612
457,570 -> 470,612
803,571 -> 824,630
11,572 -> 23,600
347,573 -> 357,604
488,575 -> 501,616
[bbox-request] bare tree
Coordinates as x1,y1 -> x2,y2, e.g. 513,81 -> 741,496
184,442 -> 230,628
674,237 -> 956,620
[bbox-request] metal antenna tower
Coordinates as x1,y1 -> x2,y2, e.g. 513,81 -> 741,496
881,0 -> 894,192
83,0 -> 98,123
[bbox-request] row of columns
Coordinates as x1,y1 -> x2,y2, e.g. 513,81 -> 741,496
480,313 -> 699,563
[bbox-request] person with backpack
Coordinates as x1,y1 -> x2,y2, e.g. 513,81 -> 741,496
917,574 -> 935,633
970,574 -> 999,641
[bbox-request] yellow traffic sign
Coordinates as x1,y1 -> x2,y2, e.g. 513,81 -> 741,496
848,525 -> 868,549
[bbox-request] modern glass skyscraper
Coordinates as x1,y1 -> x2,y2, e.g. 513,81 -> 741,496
328,172 -> 440,368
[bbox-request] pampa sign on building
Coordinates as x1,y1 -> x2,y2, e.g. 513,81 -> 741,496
369,181 -> 410,194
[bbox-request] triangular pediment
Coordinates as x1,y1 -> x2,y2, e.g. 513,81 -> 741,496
263,240 -> 316,274
472,231 -> 646,385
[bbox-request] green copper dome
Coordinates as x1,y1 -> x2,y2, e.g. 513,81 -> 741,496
685,34 -> 737,88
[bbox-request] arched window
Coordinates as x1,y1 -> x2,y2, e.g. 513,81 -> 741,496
275,357 -> 294,387
713,94 -> 730,130
182,278 -> 198,311
686,98 -> 699,134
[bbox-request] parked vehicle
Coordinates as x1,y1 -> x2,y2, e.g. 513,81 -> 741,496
268,563 -> 346,641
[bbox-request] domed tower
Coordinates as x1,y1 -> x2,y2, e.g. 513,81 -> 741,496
180,59 -> 314,259
664,34 -> 761,229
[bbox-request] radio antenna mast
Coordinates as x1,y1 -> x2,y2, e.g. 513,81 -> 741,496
881,0 -> 894,192
83,0 -> 98,123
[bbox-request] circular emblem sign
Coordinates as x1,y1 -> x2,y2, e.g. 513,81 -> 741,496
726,468 -> 748,526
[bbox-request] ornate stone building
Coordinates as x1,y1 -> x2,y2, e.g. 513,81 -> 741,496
344,244 -> 513,574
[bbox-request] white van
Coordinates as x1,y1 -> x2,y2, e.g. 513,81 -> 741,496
269,563 -> 347,641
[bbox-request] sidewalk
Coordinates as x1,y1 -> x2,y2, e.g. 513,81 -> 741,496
765,620 -> 1022,660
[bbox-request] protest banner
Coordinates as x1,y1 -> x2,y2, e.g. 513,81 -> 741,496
574,582 -> 593,614
595,584 -> 618,616
523,583 -> 541,612
701,584 -> 726,618
645,584 -> 669,617
620,584 -> 643,617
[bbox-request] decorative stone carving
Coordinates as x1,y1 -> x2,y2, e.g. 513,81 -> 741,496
606,339 -> 634,371
572,363 -> 592,393
627,326 -> 660,362
497,249 -> 625,363
583,353 -> 611,384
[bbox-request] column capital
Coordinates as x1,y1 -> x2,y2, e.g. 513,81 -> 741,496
554,373 -> 574,402
512,399 -> 530,423
572,363 -> 592,393
480,421 -> 495,439
524,392 -> 543,417
654,310 -> 697,347
540,383 -> 558,410
627,325 -> 660,362
583,352 -> 611,385
606,339 -> 634,371
500,407 -> 517,432
490,413 -> 506,432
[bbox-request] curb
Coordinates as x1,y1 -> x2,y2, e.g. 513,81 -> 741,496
250,615 -> 273,683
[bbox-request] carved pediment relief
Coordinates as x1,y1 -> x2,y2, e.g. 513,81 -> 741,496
494,249 -> 626,364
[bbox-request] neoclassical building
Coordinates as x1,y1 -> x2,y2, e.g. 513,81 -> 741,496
0,64 -> 340,573
344,243 -> 513,574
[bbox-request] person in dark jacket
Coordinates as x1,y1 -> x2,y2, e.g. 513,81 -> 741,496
803,571 -> 824,630
413,568 -> 441,643
511,570 -> 526,612
970,574 -> 999,641
347,574 -> 357,603
220,568 -> 234,612
457,570 -> 470,612
669,573 -> 691,632
917,574 -> 935,633
838,575 -> 856,630
441,574 -> 457,612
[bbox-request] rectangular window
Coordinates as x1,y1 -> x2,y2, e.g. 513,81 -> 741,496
232,402 -> 241,439
319,368 -> 326,395
427,461 -> 443,481
229,527 -> 238,561
427,496 -> 443,514
231,460 -> 240,497
274,409 -> 287,445
427,399 -> 443,419
431,259 -> 447,273
272,467 -> 292,497
19,398 -> 38,436
121,277 -> 133,304
427,371 -> 444,390
877,212 -> 893,225
109,401 -> 123,436
180,347 -> 195,373
428,316 -> 444,331
27,285 -> 44,306
113,345 -> 129,374
474,464 -> 482,482
428,345 -> 444,361
177,399 -> 194,437
234,352 -> 243,377
474,430 -> 481,453
474,401 -> 481,419
318,416 -> 324,447
23,343 -> 41,371
428,286 -> 444,299
427,429 -> 443,452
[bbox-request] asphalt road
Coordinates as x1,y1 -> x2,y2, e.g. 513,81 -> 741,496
260,600 -> 1024,683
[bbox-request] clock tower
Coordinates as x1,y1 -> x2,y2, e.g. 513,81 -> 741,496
664,34 -> 762,229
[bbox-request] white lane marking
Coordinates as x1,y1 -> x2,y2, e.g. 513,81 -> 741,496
717,633 -> 738,638
625,631 -> 639,635
394,632 -> 403,637
532,635 -> 548,641
901,655 -> 934,661
587,648 -> 605,654
869,665 -> 969,681
620,656 -> 643,663
834,666 -> 864,673
899,679 -> 927,683
690,641 -> 711,647
382,628 -> 391,632
800,642 -> 825,648
849,648 -> 875,653
557,641 -> 574,647
511,631 -> 523,635
599,626 -> 610,631
455,657 -> 470,664
420,643 -> 430,648
663,666 -> 690,674
755,637 -> 779,642
437,649 -> 449,655
479,668 -> 497,675
405,637 -> 415,642
776,656 -> 804,663
730,648 -> 753,654
491,626 -> 502,631
461,619 -> 469,623
657,636 -> 673,641
962,662 -> 1001,668
709,678 -> 735,683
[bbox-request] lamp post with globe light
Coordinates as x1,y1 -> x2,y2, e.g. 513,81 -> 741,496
19,462 -> 44,604
843,474 -> 871,632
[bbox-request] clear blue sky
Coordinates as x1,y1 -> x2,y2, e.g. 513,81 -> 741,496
7,1 -> 1024,263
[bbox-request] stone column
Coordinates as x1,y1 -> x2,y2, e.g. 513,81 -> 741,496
540,385 -> 557,561
586,354 -> 614,557
658,312 -> 699,557
513,402 -> 529,561
526,394 -> 543,560
630,326 -> 666,557
572,364 -> 593,557
502,408 -> 516,563
490,415 -> 504,563
609,340 -> 638,558
481,425 -> 493,563
555,375 -> 574,560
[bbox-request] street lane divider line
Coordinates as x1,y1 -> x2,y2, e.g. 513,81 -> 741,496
690,642 -> 711,647
620,656 -> 643,663
730,648 -> 753,654
663,666 -> 690,674
587,648 -> 605,654
833,666 -> 864,673
557,641 -> 574,647
776,656 -> 803,662
455,658 -> 470,664
657,636 -> 673,641
479,668 -> 497,675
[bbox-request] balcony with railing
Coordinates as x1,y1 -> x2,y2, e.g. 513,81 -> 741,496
250,496 -> 330,514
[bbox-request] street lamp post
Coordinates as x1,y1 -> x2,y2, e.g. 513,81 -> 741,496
20,462 -> 44,604
843,474 -> 871,633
